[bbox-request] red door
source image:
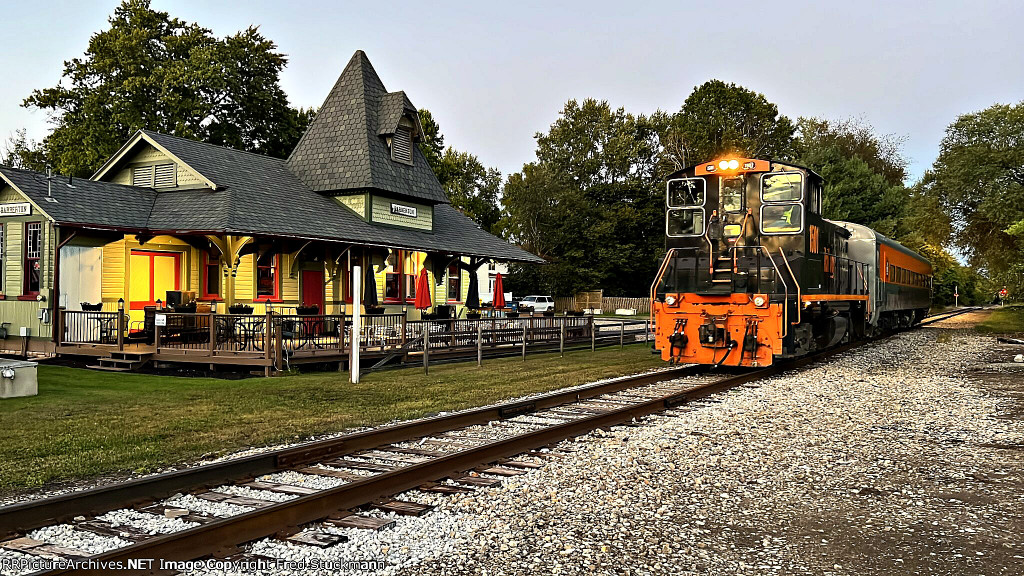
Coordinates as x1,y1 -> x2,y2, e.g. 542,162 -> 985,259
301,270 -> 325,313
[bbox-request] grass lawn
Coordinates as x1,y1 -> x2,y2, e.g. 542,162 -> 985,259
975,304 -> 1024,335
0,344 -> 664,497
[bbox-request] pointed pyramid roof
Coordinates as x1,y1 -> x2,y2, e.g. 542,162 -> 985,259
286,51 -> 448,204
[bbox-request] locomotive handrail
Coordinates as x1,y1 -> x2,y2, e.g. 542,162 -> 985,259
731,210 -> 753,274
731,244 -> 790,338
779,246 -> 802,326
702,210 -> 717,274
649,248 -> 679,326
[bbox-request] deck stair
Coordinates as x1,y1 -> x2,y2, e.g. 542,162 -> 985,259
89,351 -> 153,372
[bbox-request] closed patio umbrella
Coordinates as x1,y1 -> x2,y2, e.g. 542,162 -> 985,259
465,271 -> 480,310
492,273 -> 506,310
414,268 -> 432,310
364,265 -> 378,308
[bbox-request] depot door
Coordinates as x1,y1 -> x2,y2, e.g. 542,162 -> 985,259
301,269 -> 325,312
129,250 -> 181,322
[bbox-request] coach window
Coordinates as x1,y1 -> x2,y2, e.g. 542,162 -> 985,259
760,204 -> 802,234
761,172 -> 803,202
721,177 -> 744,212
667,208 -> 705,237
667,178 -> 705,208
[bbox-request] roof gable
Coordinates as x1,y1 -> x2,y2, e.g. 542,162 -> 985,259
286,50 -> 448,204
91,131 -> 216,190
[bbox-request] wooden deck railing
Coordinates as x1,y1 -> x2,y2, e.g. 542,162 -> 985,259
58,310 -> 599,369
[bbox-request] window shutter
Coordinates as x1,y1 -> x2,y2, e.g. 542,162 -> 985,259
391,127 -> 413,164
132,165 -> 154,187
154,163 -> 177,188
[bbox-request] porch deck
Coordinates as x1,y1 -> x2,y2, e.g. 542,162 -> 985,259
56,310 -> 597,373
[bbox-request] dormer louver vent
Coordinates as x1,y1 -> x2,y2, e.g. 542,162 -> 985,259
132,165 -> 154,187
391,127 -> 413,165
154,163 -> 176,187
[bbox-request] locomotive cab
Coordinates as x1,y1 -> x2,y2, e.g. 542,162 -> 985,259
653,158 -> 869,367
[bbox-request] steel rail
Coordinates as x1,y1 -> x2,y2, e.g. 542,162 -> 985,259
0,365 -> 698,538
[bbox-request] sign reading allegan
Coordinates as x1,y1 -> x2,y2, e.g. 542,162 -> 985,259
0,203 -> 31,217
390,203 -> 417,218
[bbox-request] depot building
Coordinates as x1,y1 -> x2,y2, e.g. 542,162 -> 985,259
0,50 -> 540,354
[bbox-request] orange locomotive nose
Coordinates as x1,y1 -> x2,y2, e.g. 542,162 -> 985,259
654,293 -> 784,367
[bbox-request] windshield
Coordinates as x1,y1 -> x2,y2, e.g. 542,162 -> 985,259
761,204 -> 802,234
667,178 -> 705,207
721,177 -> 744,212
667,208 -> 705,236
761,172 -> 803,202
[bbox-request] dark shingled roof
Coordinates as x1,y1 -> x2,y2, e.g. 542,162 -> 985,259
0,166 -> 156,230
286,51 -> 448,204
0,129 -> 534,262
377,91 -> 418,136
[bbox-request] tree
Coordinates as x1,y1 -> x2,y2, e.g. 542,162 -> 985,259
22,0 -> 308,176
502,99 -> 665,296
2,129 -> 46,171
661,80 -> 796,170
415,108 -> 503,233
928,102 -> 1024,294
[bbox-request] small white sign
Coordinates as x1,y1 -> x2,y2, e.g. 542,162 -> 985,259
0,203 -> 31,217
154,314 -> 167,327
390,203 -> 417,218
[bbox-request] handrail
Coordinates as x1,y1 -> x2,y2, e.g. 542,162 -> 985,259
702,210 -> 717,274
778,247 -> 801,327
731,210 -> 753,273
649,248 -> 678,326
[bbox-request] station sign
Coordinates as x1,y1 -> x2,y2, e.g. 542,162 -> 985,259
390,203 -> 417,218
0,203 -> 31,217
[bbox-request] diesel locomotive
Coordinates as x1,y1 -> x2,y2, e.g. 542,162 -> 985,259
650,158 -> 932,367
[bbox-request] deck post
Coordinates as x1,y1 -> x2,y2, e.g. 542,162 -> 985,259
522,322 -> 527,361
477,322 -> 483,367
208,313 -> 216,355
117,313 -> 125,353
423,326 -> 429,375
55,310 -> 64,348
560,320 -> 565,357
491,317 -> 496,348
590,315 -> 595,352
645,320 -> 650,344
620,321 -> 625,349
154,320 -> 161,350
275,321 -> 284,373
264,310 -> 272,376
351,265 -> 361,384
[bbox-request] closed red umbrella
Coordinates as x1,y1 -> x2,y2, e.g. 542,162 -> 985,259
492,272 -> 506,309
414,268 -> 432,310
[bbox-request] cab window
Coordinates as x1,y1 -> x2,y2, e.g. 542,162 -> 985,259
667,178 -> 705,208
760,204 -> 802,234
720,177 -> 744,212
761,172 -> 803,202
667,208 -> 705,237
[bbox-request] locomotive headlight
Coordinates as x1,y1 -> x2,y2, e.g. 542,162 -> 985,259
727,159 -> 739,170
665,295 -> 678,306
753,295 -> 767,308
718,160 -> 729,170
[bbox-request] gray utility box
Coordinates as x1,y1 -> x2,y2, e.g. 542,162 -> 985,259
0,359 -> 38,398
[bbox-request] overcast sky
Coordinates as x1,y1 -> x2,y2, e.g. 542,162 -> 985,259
2,0 -> 1021,182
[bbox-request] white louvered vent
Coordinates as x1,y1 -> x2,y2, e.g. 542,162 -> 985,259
391,127 -> 413,164
154,163 -> 177,188
132,165 -> 154,187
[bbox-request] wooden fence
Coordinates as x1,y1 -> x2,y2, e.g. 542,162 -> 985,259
553,296 -> 650,314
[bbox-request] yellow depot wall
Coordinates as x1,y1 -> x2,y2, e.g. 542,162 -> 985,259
235,254 -> 254,301
334,194 -> 367,219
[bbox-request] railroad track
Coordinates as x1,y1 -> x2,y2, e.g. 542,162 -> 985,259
0,306 -> 978,575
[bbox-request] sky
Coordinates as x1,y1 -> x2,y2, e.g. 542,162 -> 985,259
1,0 -> 1022,183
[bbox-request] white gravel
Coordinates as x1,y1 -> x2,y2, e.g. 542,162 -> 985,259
260,470 -> 349,490
95,508 -> 198,535
212,485 -> 298,503
25,524 -> 131,554
163,493 -> 254,518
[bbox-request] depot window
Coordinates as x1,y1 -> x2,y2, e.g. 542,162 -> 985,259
760,204 -> 803,234
256,252 -> 280,300
24,222 -> 41,294
447,264 -> 461,302
667,178 -> 705,208
667,208 -> 705,237
760,172 -> 803,202
201,252 -> 221,299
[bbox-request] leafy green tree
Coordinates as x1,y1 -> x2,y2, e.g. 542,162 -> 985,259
2,129 -> 46,171
661,80 -> 796,169
21,0 -> 309,176
928,102 -> 1024,294
415,108 -> 503,233
795,117 -> 909,236
503,99 -> 664,296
